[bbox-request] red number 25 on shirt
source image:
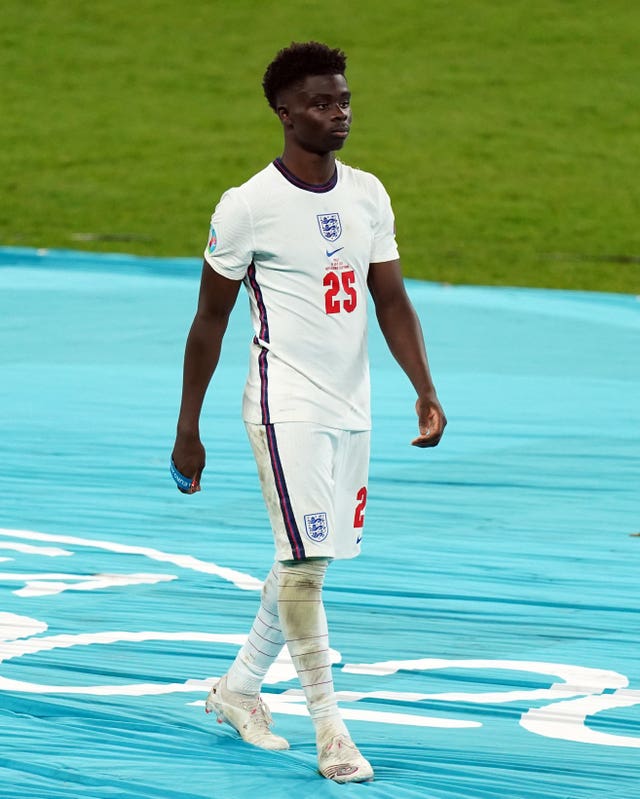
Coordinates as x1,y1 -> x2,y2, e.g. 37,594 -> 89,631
323,270 -> 357,314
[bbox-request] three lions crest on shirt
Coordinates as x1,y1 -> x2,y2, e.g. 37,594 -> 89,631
317,213 -> 342,242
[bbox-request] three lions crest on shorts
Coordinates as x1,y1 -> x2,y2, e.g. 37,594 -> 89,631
304,512 -> 329,543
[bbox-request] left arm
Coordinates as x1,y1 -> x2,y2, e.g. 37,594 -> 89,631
368,259 -> 447,447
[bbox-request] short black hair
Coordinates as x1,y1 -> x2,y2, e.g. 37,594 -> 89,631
262,41 -> 347,111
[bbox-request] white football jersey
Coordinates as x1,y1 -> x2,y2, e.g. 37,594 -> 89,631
203,159 -> 399,430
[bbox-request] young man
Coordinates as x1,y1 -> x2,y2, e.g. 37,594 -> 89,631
171,42 -> 446,783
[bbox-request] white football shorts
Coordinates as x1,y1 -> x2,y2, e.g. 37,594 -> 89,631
245,422 -> 370,561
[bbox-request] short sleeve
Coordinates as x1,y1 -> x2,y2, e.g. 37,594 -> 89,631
370,177 -> 400,264
203,188 -> 254,280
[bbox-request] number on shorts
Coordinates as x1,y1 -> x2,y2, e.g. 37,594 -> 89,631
354,486 -> 367,528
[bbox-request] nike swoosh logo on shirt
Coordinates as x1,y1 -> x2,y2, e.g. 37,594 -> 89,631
326,246 -> 344,257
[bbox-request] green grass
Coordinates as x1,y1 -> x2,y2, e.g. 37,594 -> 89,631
2,0 -> 639,293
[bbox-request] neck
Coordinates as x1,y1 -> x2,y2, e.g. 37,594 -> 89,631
280,147 -> 336,186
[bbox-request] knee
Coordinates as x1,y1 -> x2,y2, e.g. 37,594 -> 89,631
278,558 -> 330,593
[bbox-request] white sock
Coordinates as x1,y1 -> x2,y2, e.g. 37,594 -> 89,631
277,559 -> 349,744
226,563 -> 285,695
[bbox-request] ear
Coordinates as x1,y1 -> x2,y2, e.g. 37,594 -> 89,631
277,105 -> 290,125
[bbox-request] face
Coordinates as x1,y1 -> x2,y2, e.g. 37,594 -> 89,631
277,73 -> 352,154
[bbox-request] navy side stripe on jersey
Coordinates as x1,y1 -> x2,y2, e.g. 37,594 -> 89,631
265,423 -> 306,560
247,263 -> 271,424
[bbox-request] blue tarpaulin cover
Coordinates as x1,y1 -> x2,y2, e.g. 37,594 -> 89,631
0,247 -> 639,798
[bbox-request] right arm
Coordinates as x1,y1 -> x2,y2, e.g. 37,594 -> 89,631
171,260 -> 242,490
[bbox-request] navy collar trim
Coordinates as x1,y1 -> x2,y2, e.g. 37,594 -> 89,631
273,158 -> 337,193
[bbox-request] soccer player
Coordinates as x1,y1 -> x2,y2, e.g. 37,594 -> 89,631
171,41 -> 446,783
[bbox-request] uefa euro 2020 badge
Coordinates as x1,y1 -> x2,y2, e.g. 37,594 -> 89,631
304,512 -> 329,543
207,226 -> 217,254
317,213 -> 342,242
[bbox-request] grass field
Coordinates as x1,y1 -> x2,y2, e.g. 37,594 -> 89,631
2,0 -> 639,293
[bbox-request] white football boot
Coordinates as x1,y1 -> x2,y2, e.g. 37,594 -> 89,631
205,675 -> 289,751
317,733 -> 374,783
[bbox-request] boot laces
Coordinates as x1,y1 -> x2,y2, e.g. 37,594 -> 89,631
240,696 -> 273,731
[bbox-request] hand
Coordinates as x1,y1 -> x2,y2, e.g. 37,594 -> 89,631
171,433 -> 205,493
411,394 -> 447,448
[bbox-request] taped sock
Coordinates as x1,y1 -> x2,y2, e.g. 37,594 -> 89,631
277,559 -> 349,742
226,563 -> 285,695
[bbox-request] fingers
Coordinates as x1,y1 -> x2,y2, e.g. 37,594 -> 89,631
411,419 -> 447,447
177,473 -> 201,494
170,457 -> 203,494
411,430 -> 444,448
412,401 -> 447,448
